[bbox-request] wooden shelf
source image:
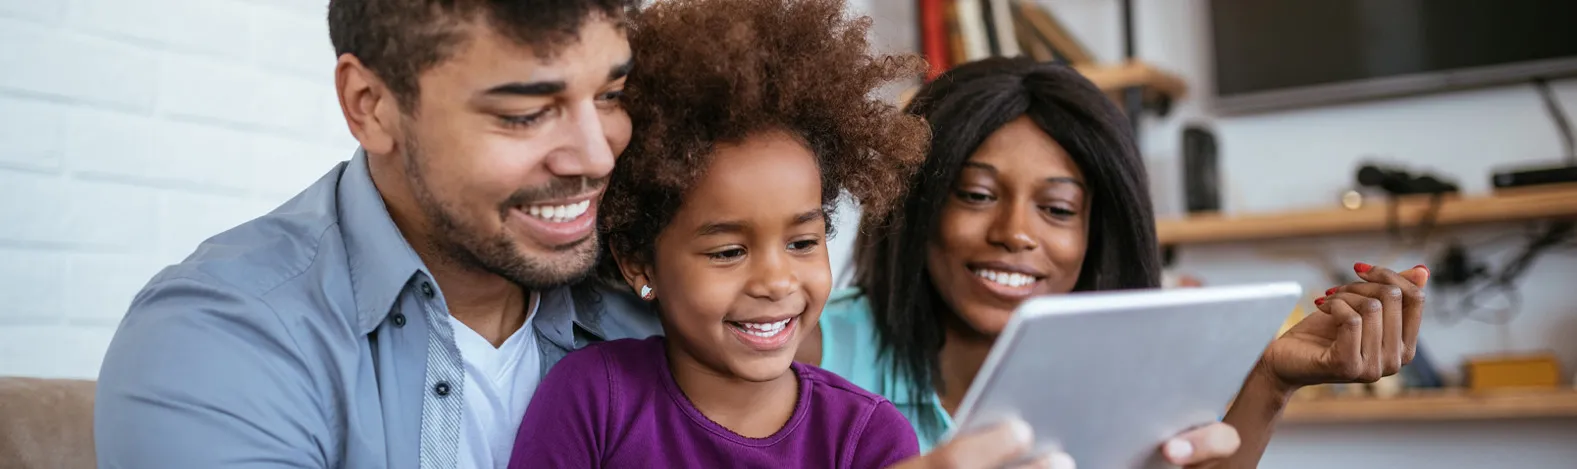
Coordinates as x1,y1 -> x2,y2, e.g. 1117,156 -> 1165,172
1073,61 -> 1187,102
894,60 -> 1187,109
1157,183 -> 1577,245
1282,388 -> 1577,424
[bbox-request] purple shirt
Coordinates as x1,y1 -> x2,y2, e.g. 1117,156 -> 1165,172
509,337 -> 920,468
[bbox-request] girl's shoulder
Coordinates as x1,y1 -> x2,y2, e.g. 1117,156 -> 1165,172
553,336 -> 667,385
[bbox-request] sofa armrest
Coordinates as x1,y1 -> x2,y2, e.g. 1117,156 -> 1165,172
0,377 -> 97,469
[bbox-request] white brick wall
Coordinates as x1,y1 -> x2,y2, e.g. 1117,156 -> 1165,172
0,0 -> 352,379
0,0 -> 887,380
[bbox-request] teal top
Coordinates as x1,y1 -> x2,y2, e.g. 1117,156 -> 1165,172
816,288 -> 954,452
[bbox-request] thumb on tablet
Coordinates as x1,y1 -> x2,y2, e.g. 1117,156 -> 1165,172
892,419 -> 1061,469
1162,422 -> 1240,466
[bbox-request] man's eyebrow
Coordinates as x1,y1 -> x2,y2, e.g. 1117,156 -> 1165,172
475,60 -> 629,98
480,81 -> 566,97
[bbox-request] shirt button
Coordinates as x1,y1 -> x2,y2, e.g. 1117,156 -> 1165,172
391,313 -> 406,327
433,381 -> 451,397
419,282 -> 435,299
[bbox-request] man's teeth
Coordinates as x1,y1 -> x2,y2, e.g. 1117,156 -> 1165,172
525,200 -> 590,222
974,269 -> 1037,288
733,318 -> 792,338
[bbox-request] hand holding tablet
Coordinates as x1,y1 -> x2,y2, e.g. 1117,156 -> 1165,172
947,282 -> 1302,468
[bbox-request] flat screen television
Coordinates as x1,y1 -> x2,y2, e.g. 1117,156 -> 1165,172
1208,0 -> 1577,114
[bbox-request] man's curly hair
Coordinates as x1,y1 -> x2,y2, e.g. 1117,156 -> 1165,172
599,0 -> 929,267
328,0 -> 637,112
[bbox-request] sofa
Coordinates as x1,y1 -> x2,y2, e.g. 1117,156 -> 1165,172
0,377 -> 96,469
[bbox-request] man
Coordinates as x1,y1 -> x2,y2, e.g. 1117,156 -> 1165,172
94,1 -> 1061,468
95,1 -> 656,468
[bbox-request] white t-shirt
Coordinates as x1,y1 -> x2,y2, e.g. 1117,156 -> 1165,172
450,292 -> 542,469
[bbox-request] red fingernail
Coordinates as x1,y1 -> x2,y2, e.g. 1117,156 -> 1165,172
1315,297 -> 1326,306
1355,262 -> 1374,273
1326,287 -> 1338,295
1415,264 -> 1429,274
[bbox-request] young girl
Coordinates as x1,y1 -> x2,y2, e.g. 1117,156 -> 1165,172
507,0 -> 929,467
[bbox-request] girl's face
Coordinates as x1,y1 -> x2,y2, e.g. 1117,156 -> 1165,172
925,116 -> 1090,337
624,130 -> 832,383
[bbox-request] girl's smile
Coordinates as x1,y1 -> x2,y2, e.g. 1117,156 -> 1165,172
727,314 -> 801,352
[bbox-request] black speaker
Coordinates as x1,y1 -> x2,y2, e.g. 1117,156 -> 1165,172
1181,125 -> 1220,213
1492,165 -> 1577,189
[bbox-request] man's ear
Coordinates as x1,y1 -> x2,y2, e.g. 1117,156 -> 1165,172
334,54 -> 400,155
611,248 -> 655,300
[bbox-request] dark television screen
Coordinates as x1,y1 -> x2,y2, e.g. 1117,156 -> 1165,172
1209,0 -> 1577,113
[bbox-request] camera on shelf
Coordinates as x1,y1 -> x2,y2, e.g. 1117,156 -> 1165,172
1355,163 -> 1460,196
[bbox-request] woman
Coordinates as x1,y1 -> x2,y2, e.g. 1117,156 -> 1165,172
798,57 -> 1430,467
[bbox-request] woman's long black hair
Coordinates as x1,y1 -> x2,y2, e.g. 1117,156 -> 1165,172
851,56 -> 1161,416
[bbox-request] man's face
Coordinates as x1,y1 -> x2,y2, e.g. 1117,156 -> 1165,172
395,18 -> 631,289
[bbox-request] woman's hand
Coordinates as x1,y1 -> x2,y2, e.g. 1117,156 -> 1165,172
1259,263 -> 1430,392
885,419 -> 1075,469
882,420 -> 1240,469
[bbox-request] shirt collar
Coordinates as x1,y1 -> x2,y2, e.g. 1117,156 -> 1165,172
337,148 -> 427,334
335,147 -> 617,338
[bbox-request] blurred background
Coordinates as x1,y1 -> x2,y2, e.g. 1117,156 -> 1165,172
2,0 -> 1575,467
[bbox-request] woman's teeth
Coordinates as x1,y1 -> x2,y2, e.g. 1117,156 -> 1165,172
525,200 -> 590,223
731,318 -> 791,338
974,269 -> 1037,288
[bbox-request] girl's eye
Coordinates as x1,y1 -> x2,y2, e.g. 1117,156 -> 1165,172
788,239 -> 820,252
707,248 -> 745,261
954,190 -> 994,204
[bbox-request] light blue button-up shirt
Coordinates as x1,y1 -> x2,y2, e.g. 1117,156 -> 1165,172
94,149 -> 661,469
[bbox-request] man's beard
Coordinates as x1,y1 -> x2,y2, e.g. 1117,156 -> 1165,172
401,136 -> 601,290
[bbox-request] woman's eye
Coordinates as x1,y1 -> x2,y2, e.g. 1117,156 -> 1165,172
1042,205 -> 1078,218
954,190 -> 994,204
707,248 -> 746,261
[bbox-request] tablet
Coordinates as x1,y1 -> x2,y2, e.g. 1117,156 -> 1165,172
948,282 -> 1303,468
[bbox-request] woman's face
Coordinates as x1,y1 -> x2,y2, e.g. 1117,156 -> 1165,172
925,116 -> 1090,337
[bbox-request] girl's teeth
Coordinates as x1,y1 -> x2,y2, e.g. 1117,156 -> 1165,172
974,269 -> 1035,288
734,318 -> 792,337
524,200 -> 590,222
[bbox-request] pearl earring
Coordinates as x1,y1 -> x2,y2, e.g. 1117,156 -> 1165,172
639,285 -> 653,300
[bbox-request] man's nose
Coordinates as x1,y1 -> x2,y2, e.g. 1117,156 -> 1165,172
544,101 -> 617,179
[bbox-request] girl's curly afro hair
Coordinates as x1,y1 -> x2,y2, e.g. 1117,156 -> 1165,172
598,0 -> 929,266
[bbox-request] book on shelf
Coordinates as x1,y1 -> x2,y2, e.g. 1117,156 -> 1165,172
918,0 -> 1096,79
918,0 -> 948,80
953,0 -> 991,61
986,0 -> 1021,57
1011,0 -> 1093,65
